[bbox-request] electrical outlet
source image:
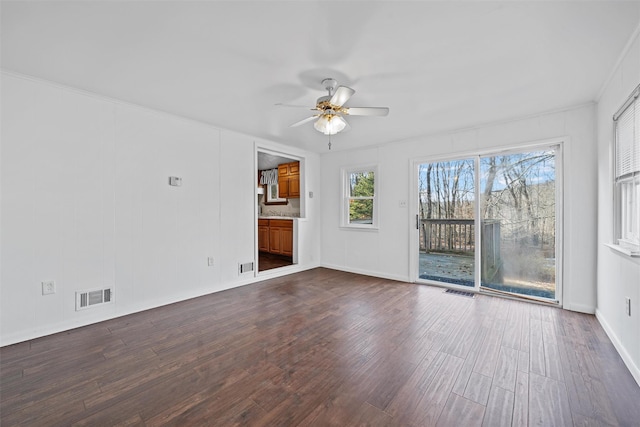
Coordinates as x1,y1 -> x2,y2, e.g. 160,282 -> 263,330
41,281 -> 56,295
625,297 -> 631,316
399,200 -> 407,208
207,257 -> 214,267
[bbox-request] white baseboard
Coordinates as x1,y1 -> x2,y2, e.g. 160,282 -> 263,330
595,309 -> 640,386
320,263 -> 410,283
0,262 -> 320,347
563,302 -> 595,314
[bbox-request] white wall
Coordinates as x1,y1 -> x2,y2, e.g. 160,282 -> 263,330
596,27 -> 640,384
320,103 -> 598,313
0,72 -> 320,346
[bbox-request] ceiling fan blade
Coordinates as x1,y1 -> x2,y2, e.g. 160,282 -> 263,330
330,86 -> 355,107
276,103 -> 315,109
342,117 -> 351,132
289,115 -> 318,127
345,107 -> 390,116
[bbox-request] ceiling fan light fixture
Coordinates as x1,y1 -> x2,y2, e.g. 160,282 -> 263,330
314,114 -> 346,135
281,78 -> 388,138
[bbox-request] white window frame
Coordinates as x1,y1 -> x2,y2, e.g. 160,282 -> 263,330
613,84 -> 640,256
265,182 -> 287,203
341,165 -> 379,229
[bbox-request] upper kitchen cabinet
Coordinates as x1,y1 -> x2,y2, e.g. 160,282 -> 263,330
278,161 -> 300,198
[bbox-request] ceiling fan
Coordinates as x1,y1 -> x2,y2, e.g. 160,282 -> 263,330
282,78 -> 389,136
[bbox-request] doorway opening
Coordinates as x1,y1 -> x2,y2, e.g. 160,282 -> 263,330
256,150 -> 301,272
415,143 -> 562,304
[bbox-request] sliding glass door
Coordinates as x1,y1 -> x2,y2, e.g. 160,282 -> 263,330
417,158 -> 476,288
479,149 -> 558,300
415,144 -> 560,303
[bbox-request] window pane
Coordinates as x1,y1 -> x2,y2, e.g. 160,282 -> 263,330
614,88 -> 640,249
418,159 -> 476,287
349,199 -> 373,224
620,177 -> 640,244
480,150 -> 556,300
350,171 -> 375,197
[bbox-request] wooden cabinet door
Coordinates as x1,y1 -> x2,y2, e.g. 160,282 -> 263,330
278,178 -> 289,198
288,176 -> 300,197
258,226 -> 270,252
269,227 -> 281,254
281,227 -> 293,256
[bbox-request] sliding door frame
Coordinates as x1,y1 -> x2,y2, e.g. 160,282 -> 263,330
409,138 -> 564,306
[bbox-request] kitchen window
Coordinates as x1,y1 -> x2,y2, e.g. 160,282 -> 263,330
260,168 -> 287,204
342,165 -> 378,229
613,84 -> 640,256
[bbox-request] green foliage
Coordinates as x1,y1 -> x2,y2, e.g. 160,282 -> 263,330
350,171 -> 374,197
349,172 -> 375,223
349,199 -> 373,224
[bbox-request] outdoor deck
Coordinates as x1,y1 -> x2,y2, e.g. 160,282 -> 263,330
419,218 -> 555,299
419,253 -> 555,299
419,252 -> 475,287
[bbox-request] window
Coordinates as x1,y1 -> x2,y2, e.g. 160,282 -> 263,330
260,167 -> 286,204
266,183 -> 287,203
614,84 -> 640,254
342,166 -> 378,228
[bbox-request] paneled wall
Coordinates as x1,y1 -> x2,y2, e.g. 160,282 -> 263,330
320,103 -> 598,315
0,73 -> 321,345
596,27 -> 640,384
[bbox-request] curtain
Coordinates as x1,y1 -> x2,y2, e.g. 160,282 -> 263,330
259,168 -> 278,185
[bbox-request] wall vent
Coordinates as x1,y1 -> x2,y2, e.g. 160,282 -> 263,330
239,262 -> 254,274
444,289 -> 475,298
76,287 -> 113,311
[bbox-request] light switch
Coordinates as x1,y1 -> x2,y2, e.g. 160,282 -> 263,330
42,281 -> 56,295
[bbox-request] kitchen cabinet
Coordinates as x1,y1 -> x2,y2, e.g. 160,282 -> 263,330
269,227 -> 282,253
258,219 -> 293,257
278,161 -> 300,199
258,219 -> 270,252
280,226 -> 293,256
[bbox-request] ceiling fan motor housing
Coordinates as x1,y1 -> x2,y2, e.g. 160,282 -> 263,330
317,95 -> 331,105
321,78 -> 338,95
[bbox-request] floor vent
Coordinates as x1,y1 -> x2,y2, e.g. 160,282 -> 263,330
76,287 -> 113,311
444,289 -> 475,298
239,262 -> 254,274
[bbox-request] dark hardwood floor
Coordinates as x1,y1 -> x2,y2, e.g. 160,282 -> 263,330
1,268 -> 639,426
258,252 -> 293,272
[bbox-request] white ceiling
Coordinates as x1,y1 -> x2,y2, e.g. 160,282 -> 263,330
2,1 -> 639,153
257,151 -> 295,170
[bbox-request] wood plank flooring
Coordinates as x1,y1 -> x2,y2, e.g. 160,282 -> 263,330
1,268 -> 639,426
258,252 -> 293,272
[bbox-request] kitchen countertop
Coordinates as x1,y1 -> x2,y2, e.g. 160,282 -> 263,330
258,216 -> 298,220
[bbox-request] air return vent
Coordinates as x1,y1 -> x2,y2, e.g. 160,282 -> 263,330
239,262 -> 254,274
76,287 -> 113,311
444,289 -> 475,298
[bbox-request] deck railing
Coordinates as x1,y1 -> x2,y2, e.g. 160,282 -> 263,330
421,218 -> 502,282
421,219 -> 475,254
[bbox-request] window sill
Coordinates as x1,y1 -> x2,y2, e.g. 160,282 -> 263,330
604,243 -> 640,257
339,226 -> 379,232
